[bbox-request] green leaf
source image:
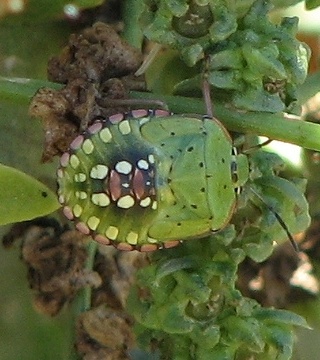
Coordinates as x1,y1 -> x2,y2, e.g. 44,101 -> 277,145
262,324 -> 294,360
254,308 -> 310,329
305,0 -> 320,10
190,324 -> 220,349
207,70 -> 242,90
155,256 -> 198,281
222,316 -> 265,352
0,164 -> 60,225
242,44 -> 286,79
0,77 -> 62,104
233,86 -> 285,112
173,271 -> 211,303
205,344 -> 236,360
253,176 -> 311,237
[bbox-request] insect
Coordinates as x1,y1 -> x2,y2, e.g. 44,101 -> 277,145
57,109 -> 250,251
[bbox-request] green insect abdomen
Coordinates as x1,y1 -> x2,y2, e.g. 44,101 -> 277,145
57,109 -> 242,251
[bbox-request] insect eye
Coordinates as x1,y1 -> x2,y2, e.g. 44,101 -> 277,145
231,172 -> 239,183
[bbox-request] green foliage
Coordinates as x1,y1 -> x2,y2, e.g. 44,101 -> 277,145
141,0 -> 310,111
128,238 -> 309,360
0,77 -> 62,104
1,0 -> 319,359
239,151 -> 310,261
128,150 -> 310,359
305,0 -> 320,9
0,164 -> 60,225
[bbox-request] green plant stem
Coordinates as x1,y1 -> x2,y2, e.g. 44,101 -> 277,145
2,76 -> 320,152
0,76 -> 62,104
77,240 -> 98,313
121,0 -> 144,49
70,240 -> 98,360
130,91 -> 320,152
82,240 -> 99,310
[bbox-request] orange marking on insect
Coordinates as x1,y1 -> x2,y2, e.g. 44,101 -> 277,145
132,168 -> 146,200
108,170 -> 122,201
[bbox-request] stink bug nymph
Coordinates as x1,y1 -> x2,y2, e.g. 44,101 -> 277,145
57,109 -> 249,251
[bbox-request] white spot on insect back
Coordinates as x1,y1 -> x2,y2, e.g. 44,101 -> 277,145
99,127 -> 112,143
137,159 -> 149,170
87,216 -> 100,231
74,173 -> 87,182
70,154 -> 80,169
57,169 -> 64,178
126,231 -> 139,245
106,226 -> 119,240
117,195 -> 135,209
90,164 -> 109,179
58,194 -> 65,204
118,120 -> 131,135
115,161 -> 132,175
140,197 -> 151,207
139,117 -> 150,125
91,193 -> 110,207
75,191 -> 88,200
82,138 -> 94,154
73,204 -> 83,217
148,154 -> 155,164
147,237 -> 158,243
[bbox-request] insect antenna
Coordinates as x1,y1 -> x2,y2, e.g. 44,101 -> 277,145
242,138 -> 274,154
97,98 -> 169,111
249,186 -> 299,252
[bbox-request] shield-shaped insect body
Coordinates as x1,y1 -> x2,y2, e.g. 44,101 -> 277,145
57,109 -> 249,251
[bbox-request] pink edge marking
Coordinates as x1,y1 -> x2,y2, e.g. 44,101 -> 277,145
154,109 -> 171,117
114,242 -> 134,251
88,121 -> 103,134
140,244 -> 159,252
131,109 -> 149,118
60,152 -> 70,167
70,135 -> 84,150
94,234 -> 111,245
63,206 -> 74,220
163,240 -> 181,249
76,222 -> 90,235
109,113 -> 124,124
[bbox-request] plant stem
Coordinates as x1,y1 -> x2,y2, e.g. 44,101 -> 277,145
0,76 -> 62,103
121,0 -> 144,49
2,75 -> 320,152
78,240 -> 98,313
130,91 -> 320,152
69,240 -> 98,360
